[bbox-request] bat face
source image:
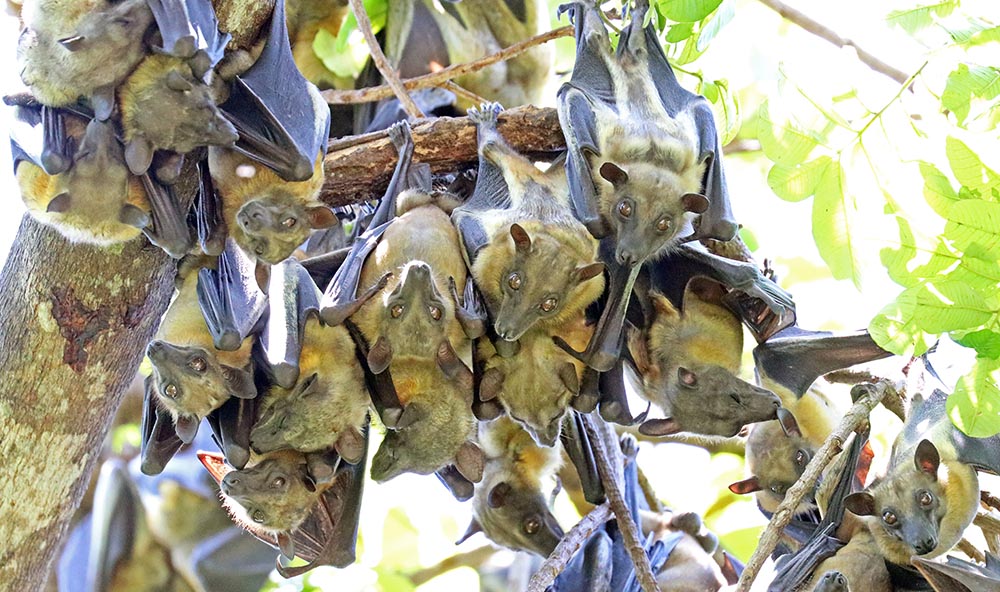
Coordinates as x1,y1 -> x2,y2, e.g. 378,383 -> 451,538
667,365 -> 781,436
474,480 -> 564,557
220,455 -> 319,533
59,119 -> 135,222
745,420 -> 814,512
377,261 -> 455,360
146,340 -> 237,422
812,571 -> 849,592
370,399 -> 477,482
235,194 -> 334,264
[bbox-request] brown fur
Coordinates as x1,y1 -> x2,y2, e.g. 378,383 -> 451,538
805,528 -> 891,592
219,449 -> 321,535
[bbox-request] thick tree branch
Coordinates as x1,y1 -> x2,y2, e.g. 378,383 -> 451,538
756,0 -> 910,86
346,0 -> 422,118
527,503 -> 613,592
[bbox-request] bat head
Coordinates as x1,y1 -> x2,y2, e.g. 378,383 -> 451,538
741,418 -> 816,514
472,477 -> 564,557
370,398 -> 477,482
250,373 -> 328,454
598,161 -> 708,266
491,224 -> 603,342
844,440 -> 964,563
667,365 -> 781,437
67,0 -> 154,49
146,339 -> 255,424
235,193 -> 337,264
219,453 -> 320,534
812,571 -> 849,592
376,260 -> 456,360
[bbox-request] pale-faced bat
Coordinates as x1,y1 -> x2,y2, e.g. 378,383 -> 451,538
452,102 -> 604,343
461,416 -> 565,557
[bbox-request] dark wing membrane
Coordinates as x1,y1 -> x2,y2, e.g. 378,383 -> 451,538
147,0 -> 230,74
196,238 -> 268,351
206,395 -> 257,470
9,105 -> 73,175
194,160 -> 226,256
140,173 -> 196,258
258,258 -> 322,388
139,376 -> 183,475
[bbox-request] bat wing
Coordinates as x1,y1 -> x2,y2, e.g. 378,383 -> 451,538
220,0 -> 330,182
362,87 -> 457,134
139,173 -> 196,258
301,246 -> 351,288
754,327 -> 891,399
194,160 -> 226,256
914,553 -> 1000,592
206,394 -> 257,470
196,238 -> 268,351
187,526 -> 276,592
9,104 -> 73,175
139,375 -> 183,475
345,320 -> 405,428
258,258 -> 322,388
147,0 -> 230,77
79,460 -> 142,592
561,410 -> 605,505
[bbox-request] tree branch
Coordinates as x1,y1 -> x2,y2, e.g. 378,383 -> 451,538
628,428 -> 746,455
735,380 -> 896,592
527,503 -> 613,592
407,545 -> 498,586
322,26 -> 573,106
346,0 -> 422,118
755,0 -> 910,86
957,539 -> 987,564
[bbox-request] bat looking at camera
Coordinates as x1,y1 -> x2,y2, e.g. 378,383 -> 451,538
319,121 -> 485,484
199,428 -> 368,577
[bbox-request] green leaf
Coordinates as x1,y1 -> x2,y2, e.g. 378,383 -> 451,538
910,281 -> 996,333
879,217 -> 956,288
885,1 -> 957,34
945,136 -> 1000,198
666,22 -> 695,42
700,80 -> 719,103
375,568 -> 417,592
942,64 -> 1000,126
955,329 -> 1000,359
767,156 -> 832,202
658,0 -> 723,22
869,293 -> 934,356
812,161 -> 862,287
696,0 -> 734,51
945,199 -> 1000,254
920,161 -> 959,216
713,79 -> 741,145
380,507 -> 420,569
314,28 -> 361,78
739,227 -> 758,251
757,101 -> 818,166
948,358 -> 1000,437
941,18 -> 1000,48
674,28 -> 707,64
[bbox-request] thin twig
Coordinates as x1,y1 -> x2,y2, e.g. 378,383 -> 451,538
982,491 -> 1000,512
440,81 -> 489,106
755,0 -> 910,86
957,538 -> 987,564
407,545 -> 498,586
974,511 -> 1000,556
346,0 -> 423,118
323,26 -> 573,105
628,428 -> 746,455
824,369 -> 907,421
583,414 -> 661,592
636,465 -> 665,513
736,380 -> 895,592
527,503 -> 613,591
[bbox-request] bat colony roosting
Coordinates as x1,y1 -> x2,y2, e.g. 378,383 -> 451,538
7,0 -> 1000,590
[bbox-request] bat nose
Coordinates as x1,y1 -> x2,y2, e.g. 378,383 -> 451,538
915,538 -> 937,555
615,249 -> 637,266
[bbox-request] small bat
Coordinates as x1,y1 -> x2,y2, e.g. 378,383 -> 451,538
913,552 -> 1000,592
17,0 -> 153,120
844,358 -> 1000,566
800,529 -> 892,592
460,416 -> 565,557
250,258 -> 369,464
219,0 -> 331,183
452,102 -> 604,343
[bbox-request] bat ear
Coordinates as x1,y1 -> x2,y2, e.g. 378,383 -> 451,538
367,336 -> 393,374
119,204 -> 150,229
599,162 -> 629,186
639,417 -> 682,436
456,518 -> 483,544
306,206 -> 338,229
776,408 -> 802,438
914,439 -> 940,476
455,441 -> 485,483
488,482 -> 512,508
682,193 -> 709,214
174,414 -> 199,444
222,365 -> 257,399
58,35 -> 87,51
47,192 -> 72,213
275,532 -> 296,558
197,451 -> 231,485
728,477 -> 761,495
165,70 -> 194,92
575,262 -> 604,282
844,492 -> 876,516
509,223 -> 531,254
677,367 -> 698,387
125,136 -> 154,175
558,363 -> 579,394
479,367 -> 503,401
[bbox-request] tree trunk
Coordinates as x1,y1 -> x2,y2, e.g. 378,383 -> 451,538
0,216 -> 174,590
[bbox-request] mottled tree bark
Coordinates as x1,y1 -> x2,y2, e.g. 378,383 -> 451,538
0,217 -> 175,590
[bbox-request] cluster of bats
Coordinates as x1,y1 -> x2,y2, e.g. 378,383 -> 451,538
9,0 -> 1000,590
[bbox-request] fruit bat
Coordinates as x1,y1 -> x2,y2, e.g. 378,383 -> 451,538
800,528 -> 893,592
913,552 -> 1000,592
146,0 -> 229,77
844,365 -> 1000,566
17,0 -> 153,120
218,0 -> 331,183
145,243 -> 265,446
460,416 -> 565,557
250,258 -> 369,465
730,325 -> 891,513
627,275 -> 781,437
451,102 -> 605,343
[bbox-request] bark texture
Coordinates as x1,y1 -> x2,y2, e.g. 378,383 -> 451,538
0,217 -> 175,590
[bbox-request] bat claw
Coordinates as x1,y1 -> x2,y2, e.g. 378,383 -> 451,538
473,399 -> 504,421
386,120 -> 413,150
381,407 -> 404,429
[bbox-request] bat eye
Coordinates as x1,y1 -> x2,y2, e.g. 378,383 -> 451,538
617,200 -> 632,218
794,450 -> 807,466
540,297 -> 557,313
254,246 -> 265,255
656,217 -> 670,232
251,509 -> 266,523
428,305 -> 442,320
523,516 -> 541,535
282,217 -> 297,228
882,510 -> 897,526
164,384 -> 178,398
918,491 -> 933,507
507,272 -> 522,291
189,357 -> 207,372
770,484 -> 785,495
391,304 -> 404,318
271,476 -> 286,489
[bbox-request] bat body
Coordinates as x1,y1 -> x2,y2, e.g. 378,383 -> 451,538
628,276 -> 780,437
452,102 -> 604,342
845,382 -> 998,565
465,416 -> 565,557
804,527 -> 891,592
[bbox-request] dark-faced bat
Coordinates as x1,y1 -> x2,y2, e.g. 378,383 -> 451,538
452,102 -> 605,343
17,0 -> 153,120
461,416 -> 565,557
627,275 -> 781,437
219,0 -> 331,183
803,528 -> 892,592
913,552 -> 1000,592
844,374 -> 1000,565
250,259 -> 369,464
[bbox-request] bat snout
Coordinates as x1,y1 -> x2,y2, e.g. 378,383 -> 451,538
914,537 -> 937,555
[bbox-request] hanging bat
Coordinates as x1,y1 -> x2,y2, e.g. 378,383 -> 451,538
801,528 -> 893,592
730,325 -> 891,513
146,0 -> 230,78
452,102 -> 604,343
459,416 -> 565,557
627,274 -> 781,437
844,362 -> 1000,566
913,552 -> 1000,592
17,0 -> 153,122
218,0 -> 331,183
250,258 -> 369,465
